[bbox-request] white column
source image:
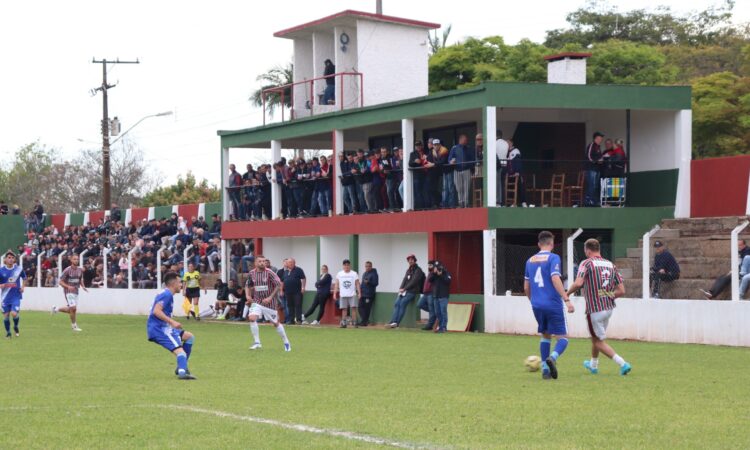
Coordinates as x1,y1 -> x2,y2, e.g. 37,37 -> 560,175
485,107 -> 497,207
271,140 -> 282,219
566,228 -> 583,289
333,130 -> 344,215
483,229 -> 497,297
220,239 -> 229,282
402,118 -> 415,212
674,110 -> 692,218
36,253 -> 42,287
102,247 -> 110,289
642,225 -> 661,300
221,147 -> 230,221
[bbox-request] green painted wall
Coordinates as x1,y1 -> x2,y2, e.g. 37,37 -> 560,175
488,206 -> 674,258
204,202 -> 222,218
69,213 -> 84,226
628,169 -> 678,207
0,215 -> 28,254
153,206 -> 173,220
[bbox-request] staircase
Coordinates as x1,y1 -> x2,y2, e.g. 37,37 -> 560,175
614,216 -> 749,300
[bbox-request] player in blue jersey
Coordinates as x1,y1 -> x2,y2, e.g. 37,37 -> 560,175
524,231 -> 574,380
147,271 -> 196,380
1,250 -> 25,338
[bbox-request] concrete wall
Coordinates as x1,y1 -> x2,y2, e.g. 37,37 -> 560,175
356,20 -> 429,106
547,58 -> 587,85
630,110 -> 679,172
485,294 -> 750,347
263,237 -> 317,278
21,287 -> 218,316
320,235 -> 349,273
358,233 -> 428,292
293,38 -> 314,115
334,26 -> 360,110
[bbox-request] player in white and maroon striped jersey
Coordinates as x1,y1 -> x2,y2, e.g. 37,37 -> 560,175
567,238 -> 631,376
53,254 -> 87,332
245,255 -> 291,352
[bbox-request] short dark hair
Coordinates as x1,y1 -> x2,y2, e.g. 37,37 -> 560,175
343,259 -> 351,265
584,238 -> 600,252
593,131 -> 604,139
538,231 -> 554,246
164,271 -> 180,285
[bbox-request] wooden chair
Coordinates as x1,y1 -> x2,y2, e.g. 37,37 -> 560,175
564,171 -> 585,206
505,174 -> 519,206
540,174 -> 566,207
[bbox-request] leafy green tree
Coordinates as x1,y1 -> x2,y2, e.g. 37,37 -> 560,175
588,40 -> 678,85
140,172 -> 220,207
691,71 -> 750,158
250,63 -> 293,117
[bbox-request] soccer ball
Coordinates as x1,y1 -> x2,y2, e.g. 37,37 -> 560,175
524,355 -> 542,372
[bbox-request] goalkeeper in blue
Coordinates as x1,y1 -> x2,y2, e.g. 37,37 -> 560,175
147,271 -> 196,380
524,231 -> 575,380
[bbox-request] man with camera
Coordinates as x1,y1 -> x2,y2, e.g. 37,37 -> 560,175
427,260 -> 452,333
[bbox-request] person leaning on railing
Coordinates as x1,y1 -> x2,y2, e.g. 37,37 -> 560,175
448,134 -> 475,208
339,153 -> 358,215
409,140 -> 435,210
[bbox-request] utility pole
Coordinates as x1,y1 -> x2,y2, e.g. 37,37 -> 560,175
376,0 -> 382,14
91,58 -> 139,210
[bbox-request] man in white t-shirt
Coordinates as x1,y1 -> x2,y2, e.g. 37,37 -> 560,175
333,259 -> 361,328
496,137 -> 509,206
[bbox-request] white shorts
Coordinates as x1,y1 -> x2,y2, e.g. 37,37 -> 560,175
248,303 -> 279,323
587,309 -> 613,340
339,296 -> 357,309
65,293 -> 79,308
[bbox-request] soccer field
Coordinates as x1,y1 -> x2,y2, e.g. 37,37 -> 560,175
4,312 -> 750,449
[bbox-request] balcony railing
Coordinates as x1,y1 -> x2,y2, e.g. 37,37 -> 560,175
261,72 -> 364,125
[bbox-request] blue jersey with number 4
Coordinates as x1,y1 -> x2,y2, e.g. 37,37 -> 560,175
524,251 -> 563,309
0,264 -> 25,305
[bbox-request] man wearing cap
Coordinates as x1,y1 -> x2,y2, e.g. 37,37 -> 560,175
386,254 -> 425,328
649,241 -> 680,298
1,250 -> 25,338
333,259 -> 361,328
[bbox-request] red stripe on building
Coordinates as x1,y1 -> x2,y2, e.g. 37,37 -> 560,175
51,214 -> 66,231
222,208 -> 488,240
178,204 -> 200,220
130,207 -> 149,223
89,210 -> 104,225
691,155 -> 750,217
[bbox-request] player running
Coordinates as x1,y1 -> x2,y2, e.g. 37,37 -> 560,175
1,250 -> 25,338
147,271 -> 196,380
566,238 -> 632,376
245,255 -> 291,352
524,231 -> 574,380
53,254 -> 86,332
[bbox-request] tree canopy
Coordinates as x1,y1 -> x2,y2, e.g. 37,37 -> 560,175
140,172 -> 220,207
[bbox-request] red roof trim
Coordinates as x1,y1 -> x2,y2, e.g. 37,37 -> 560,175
544,52 -> 592,62
274,10 -> 440,37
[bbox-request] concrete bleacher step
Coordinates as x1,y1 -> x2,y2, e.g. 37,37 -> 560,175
615,257 -> 729,280
651,228 -> 681,240
622,278 -> 730,300
661,216 -> 749,236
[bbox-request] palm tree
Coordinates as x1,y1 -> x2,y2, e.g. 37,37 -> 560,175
250,62 -> 293,117
429,25 -> 453,54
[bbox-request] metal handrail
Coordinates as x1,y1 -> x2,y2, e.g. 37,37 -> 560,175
262,72 -> 363,124
57,250 -> 68,287
36,253 -> 42,287
156,245 -> 167,288
102,247 -> 111,289
127,247 -> 137,290
566,228 -> 584,289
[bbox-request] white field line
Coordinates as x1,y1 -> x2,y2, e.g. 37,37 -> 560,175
0,404 -> 444,449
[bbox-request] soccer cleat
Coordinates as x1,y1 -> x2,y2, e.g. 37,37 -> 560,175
546,357 -> 558,380
620,362 -> 632,376
249,342 -> 262,350
583,360 -> 599,374
51,306 -> 57,314
284,343 -> 291,352
542,369 -> 551,380
178,372 -> 197,380
175,368 -> 191,376
339,320 -> 347,329
72,326 -> 83,332
310,320 -> 319,326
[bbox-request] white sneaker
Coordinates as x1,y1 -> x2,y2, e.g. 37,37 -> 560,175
301,314 -> 306,322
51,306 -> 57,315
72,326 -> 82,332
249,342 -> 262,350
311,320 -> 319,325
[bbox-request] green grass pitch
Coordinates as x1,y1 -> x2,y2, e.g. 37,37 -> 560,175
3,311 -> 750,449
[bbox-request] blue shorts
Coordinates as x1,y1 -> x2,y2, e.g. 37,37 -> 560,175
532,306 -> 567,336
148,327 -> 185,352
2,300 -> 20,314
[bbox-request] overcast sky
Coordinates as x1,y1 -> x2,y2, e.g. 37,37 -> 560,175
1,0 -> 748,188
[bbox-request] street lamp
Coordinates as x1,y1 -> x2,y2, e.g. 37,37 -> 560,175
101,110 -> 172,210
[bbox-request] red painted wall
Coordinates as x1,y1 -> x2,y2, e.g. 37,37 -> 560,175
691,155 -> 750,217
178,204 -> 199,220
89,210 -> 104,225
51,214 -> 66,231
130,207 -> 149,223
434,231 -> 483,294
